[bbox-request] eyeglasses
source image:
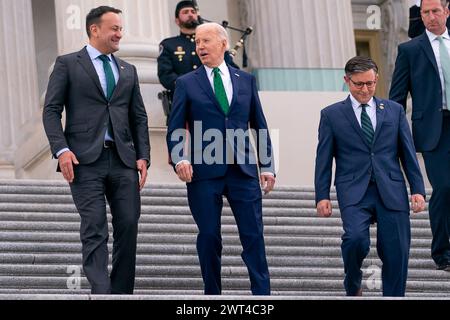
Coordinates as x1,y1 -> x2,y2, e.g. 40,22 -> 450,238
348,78 -> 377,89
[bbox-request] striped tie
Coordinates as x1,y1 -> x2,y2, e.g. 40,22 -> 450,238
361,104 -> 374,145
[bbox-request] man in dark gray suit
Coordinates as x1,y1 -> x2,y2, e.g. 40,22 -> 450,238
43,6 -> 150,294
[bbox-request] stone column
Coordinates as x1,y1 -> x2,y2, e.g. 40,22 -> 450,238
53,0 -> 171,126
239,0 -> 356,69
238,0 -> 356,91
0,0 -> 40,178
381,0 -> 410,87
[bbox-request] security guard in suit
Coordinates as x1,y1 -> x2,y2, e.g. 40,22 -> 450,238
408,0 -> 450,38
157,1 -> 238,124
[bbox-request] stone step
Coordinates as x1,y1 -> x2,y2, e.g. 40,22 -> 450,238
0,211 -> 434,227
0,208 -> 434,221
0,253 -> 438,269
0,232 -> 432,247
0,265 -> 448,281
0,291 -> 449,299
0,221 -> 434,239
0,242 -> 437,259
0,180 -> 442,298
0,276 -> 448,292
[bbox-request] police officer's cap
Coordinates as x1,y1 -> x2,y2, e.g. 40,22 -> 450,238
175,1 -> 195,18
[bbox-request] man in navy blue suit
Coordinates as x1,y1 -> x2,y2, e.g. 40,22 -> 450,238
390,0 -> 450,271
166,22 -> 275,295
315,56 -> 426,296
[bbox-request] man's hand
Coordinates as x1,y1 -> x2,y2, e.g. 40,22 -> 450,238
58,151 -> 79,183
136,159 -> 148,191
317,199 -> 332,217
411,194 -> 426,213
176,161 -> 193,183
260,174 -> 276,195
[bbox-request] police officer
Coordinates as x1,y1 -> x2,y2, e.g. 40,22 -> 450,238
157,1 -> 238,123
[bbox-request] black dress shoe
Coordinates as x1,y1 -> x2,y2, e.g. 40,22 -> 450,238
436,263 -> 450,271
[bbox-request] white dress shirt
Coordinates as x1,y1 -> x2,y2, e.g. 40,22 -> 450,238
426,29 -> 450,108
204,61 -> 233,106
350,95 -> 377,131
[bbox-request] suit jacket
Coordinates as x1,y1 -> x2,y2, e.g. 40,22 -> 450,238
166,64 -> 274,181
43,47 -> 150,169
389,32 -> 444,152
314,96 -> 425,212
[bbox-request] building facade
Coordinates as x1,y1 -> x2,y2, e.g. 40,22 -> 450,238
0,0 -> 417,185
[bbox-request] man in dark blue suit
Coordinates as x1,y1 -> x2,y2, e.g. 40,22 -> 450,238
315,56 -> 426,297
390,0 -> 450,271
166,22 -> 275,295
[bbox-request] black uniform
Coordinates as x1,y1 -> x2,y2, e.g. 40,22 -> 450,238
158,32 -> 239,92
157,32 -> 239,124
158,32 -> 201,92
408,4 -> 450,38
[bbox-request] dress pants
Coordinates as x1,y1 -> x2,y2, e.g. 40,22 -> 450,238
422,114 -> 450,266
70,146 -> 140,294
340,182 -> 411,296
186,164 -> 270,295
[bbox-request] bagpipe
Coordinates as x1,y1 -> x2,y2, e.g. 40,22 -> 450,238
159,1 -> 254,125
191,0 -> 253,68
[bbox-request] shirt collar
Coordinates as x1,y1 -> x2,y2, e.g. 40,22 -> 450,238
205,61 -> 228,77
426,28 -> 450,42
349,94 -> 375,111
86,44 -> 112,61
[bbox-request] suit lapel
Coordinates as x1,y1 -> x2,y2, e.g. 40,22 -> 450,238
77,47 -> 105,100
228,66 -> 240,112
111,54 -> 125,101
372,97 -> 386,145
341,96 -> 371,148
194,65 -> 225,114
419,33 -> 440,76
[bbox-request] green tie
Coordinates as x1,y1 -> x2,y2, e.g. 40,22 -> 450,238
438,36 -> 450,110
98,54 -> 116,100
213,67 -> 230,115
98,55 -> 116,140
361,104 -> 374,145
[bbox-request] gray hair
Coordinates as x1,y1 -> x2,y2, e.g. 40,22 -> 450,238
196,22 -> 230,50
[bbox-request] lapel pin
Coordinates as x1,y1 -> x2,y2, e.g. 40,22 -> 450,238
235,73 -> 240,77
379,103 -> 385,110
120,66 -> 125,70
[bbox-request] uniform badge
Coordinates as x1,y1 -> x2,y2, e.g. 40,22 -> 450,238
175,46 -> 186,62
